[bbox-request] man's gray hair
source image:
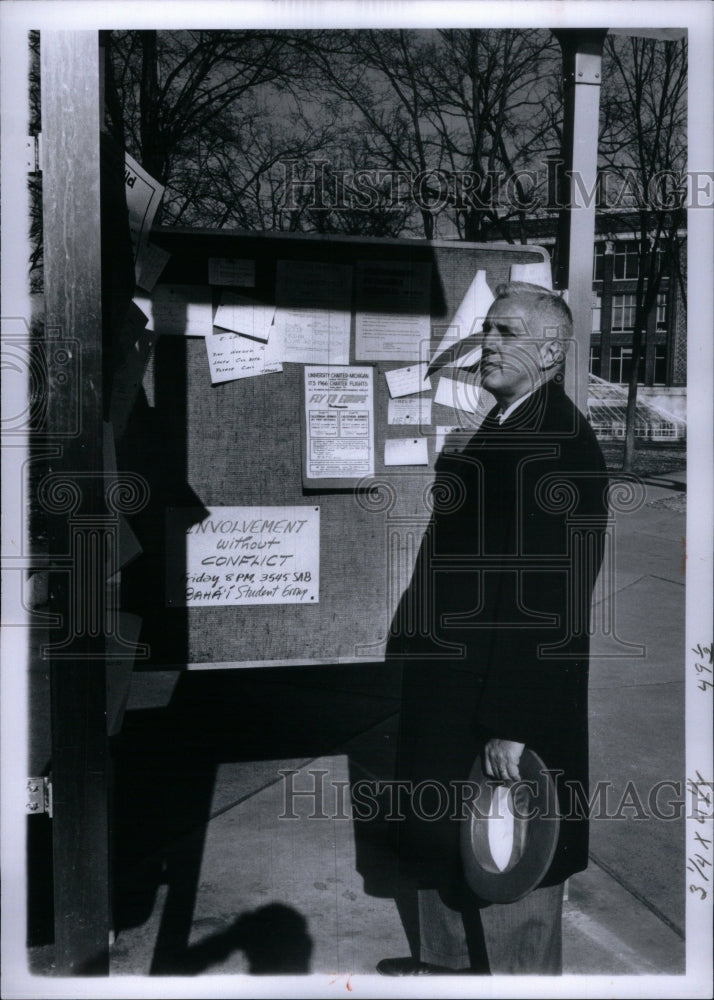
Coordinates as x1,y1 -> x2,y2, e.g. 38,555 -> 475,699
494,281 -> 573,342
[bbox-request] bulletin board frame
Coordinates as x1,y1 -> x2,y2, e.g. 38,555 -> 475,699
115,229 -> 550,671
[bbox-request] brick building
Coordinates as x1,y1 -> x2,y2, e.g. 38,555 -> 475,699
492,212 -> 687,433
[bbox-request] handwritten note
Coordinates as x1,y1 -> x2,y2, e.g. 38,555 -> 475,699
214,292 -> 275,342
384,438 -> 429,466
385,363 -> 431,398
166,506 -> 320,607
434,375 -> 481,414
205,330 -> 282,384
687,769 -> 713,901
135,285 -> 214,338
388,397 -> 432,426
208,257 -> 256,287
435,425 -> 468,454
692,641 -> 713,692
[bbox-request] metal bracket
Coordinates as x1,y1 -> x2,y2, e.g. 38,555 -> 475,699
25,776 -> 52,817
24,133 -> 43,173
573,51 -> 602,86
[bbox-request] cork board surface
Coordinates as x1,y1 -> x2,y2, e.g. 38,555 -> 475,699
117,229 -> 548,667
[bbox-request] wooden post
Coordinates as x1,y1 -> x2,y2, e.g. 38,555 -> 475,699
553,29 -> 607,414
41,31 -> 110,975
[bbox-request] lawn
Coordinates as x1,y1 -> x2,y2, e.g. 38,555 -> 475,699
599,442 -> 686,479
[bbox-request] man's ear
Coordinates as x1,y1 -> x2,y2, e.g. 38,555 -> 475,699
538,339 -> 566,371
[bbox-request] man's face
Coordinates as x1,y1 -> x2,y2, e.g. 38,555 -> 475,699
480,297 -> 545,405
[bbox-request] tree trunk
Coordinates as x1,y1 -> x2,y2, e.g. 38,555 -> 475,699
621,317 -> 644,473
622,252 -> 658,472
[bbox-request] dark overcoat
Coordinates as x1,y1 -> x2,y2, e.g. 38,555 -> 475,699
388,378 -> 609,892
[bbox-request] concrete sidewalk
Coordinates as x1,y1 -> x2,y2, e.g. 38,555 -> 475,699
28,468 -> 688,981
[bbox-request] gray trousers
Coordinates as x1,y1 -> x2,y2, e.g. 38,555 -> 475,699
417,882 -> 564,974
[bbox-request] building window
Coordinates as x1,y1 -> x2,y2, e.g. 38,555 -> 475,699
656,292 -> 668,332
592,293 -> 602,333
612,294 -> 636,332
589,346 -> 601,378
593,242 -> 606,281
653,345 -> 668,385
613,241 -> 640,280
654,244 -> 667,275
610,346 -> 644,385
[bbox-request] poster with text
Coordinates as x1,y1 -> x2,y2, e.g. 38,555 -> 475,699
303,366 -> 375,484
166,506 -> 320,607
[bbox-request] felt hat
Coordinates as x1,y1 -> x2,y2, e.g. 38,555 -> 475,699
460,748 -> 560,903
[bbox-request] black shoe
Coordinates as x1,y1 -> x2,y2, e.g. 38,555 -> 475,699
377,957 -> 459,976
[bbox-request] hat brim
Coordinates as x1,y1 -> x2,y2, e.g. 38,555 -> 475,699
460,748 -> 560,903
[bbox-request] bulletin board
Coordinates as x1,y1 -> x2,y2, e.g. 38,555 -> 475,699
114,229 -> 549,669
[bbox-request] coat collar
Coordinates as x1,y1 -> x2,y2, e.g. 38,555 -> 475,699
480,378 -> 565,436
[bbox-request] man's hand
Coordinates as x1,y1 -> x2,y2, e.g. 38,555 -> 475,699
483,739 -> 525,782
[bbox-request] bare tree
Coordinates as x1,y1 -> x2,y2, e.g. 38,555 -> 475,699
425,29 -> 561,241
107,30 -> 328,229
598,35 -> 687,471
302,29 -> 561,241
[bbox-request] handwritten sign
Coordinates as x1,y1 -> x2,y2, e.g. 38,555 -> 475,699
388,397 -> 432,425
205,330 -> 282,384
166,506 -> 319,607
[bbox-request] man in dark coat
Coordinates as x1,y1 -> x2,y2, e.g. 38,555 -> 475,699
379,282 -> 609,975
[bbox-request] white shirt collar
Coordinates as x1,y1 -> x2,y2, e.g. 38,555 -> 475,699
497,387 -> 538,424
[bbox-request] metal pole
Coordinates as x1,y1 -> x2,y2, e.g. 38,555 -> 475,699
41,31 -> 110,975
553,29 -> 607,413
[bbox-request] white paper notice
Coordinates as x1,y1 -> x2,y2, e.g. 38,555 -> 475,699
388,397 -> 432,426
355,260 -> 431,361
214,292 -> 275,342
208,257 -> 256,287
430,270 -> 493,369
304,366 -> 374,480
125,152 -> 165,264
134,285 -> 214,338
275,260 -> 352,364
385,363 -> 431,398
384,438 -> 429,466
435,426 -> 469,454
434,376 -> 481,414
205,330 -> 282,384
166,506 -> 320,607
510,260 -> 553,289
136,242 -> 171,292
